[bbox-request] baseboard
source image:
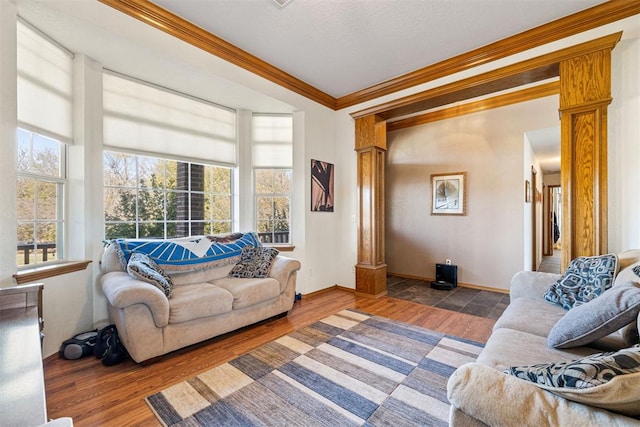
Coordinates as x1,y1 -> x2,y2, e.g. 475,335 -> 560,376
387,271 -> 509,295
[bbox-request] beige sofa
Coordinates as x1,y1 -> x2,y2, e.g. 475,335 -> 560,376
100,236 -> 301,363
447,250 -> 640,426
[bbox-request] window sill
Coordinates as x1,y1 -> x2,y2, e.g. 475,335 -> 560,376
268,245 -> 295,252
14,260 -> 93,285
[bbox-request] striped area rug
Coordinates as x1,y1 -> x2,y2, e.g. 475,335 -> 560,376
146,309 -> 483,426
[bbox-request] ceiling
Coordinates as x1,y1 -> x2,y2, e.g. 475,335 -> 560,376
150,0 -> 603,99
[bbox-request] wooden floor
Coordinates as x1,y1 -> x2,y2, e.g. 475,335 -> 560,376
43,287 -> 496,427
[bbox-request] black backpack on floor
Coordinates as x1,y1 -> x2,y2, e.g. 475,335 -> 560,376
94,324 -> 127,366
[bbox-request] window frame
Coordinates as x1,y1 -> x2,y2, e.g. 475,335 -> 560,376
16,128 -> 67,268
103,150 -> 235,240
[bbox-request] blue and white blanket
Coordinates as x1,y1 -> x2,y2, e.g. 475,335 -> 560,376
111,232 -> 262,272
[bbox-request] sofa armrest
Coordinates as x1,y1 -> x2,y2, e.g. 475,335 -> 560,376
269,255 -> 302,293
510,271 -> 562,302
448,363 -> 640,427
101,271 -> 170,328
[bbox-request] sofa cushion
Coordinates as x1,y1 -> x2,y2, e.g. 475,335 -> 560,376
213,277 -> 280,309
544,253 -> 618,310
228,246 -> 279,279
504,345 -> 640,417
168,283 -> 233,324
127,253 -> 174,298
493,297 -> 566,338
548,281 -> 640,349
477,328 -> 597,371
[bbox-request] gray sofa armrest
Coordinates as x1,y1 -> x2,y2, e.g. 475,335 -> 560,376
269,255 -> 302,293
510,271 -> 562,302
101,271 -> 170,328
448,363 -> 640,427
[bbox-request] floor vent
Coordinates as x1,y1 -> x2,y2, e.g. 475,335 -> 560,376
272,0 -> 293,7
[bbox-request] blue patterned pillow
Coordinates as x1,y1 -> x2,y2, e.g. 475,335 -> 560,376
127,252 -> 174,298
228,246 -> 279,279
544,254 -> 618,310
504,345 -> 640,416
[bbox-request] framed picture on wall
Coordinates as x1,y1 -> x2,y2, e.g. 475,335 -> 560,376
525,180 -> 531,203
311,159 -> 334,212
431,172 -> 467,215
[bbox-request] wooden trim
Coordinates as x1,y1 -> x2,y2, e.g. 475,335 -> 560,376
97,0 -> 336,109
268,245 -> 295,252
14,261 -> 92,285
351,33 -> 620,120
336,0 -> 640,109
99,0 -> 638,111
387,81 -> 559,131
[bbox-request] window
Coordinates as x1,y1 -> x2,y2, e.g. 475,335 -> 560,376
103,151 -> 233,239
252,114 -> 293,244
16,21 -> 72,267
16,129 -> 66,266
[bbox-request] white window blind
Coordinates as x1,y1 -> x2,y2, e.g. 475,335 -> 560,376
103,72 -> 237,165
252,114 -> 293,168
17,21 -> 74,144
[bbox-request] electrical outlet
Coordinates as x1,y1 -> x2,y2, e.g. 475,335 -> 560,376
446,259 -> 452,265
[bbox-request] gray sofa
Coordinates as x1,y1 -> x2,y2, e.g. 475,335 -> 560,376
447,250 -> 640,426
100,237 -> 301,364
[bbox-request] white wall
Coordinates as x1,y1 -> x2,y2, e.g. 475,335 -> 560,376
383,97 -> 557,291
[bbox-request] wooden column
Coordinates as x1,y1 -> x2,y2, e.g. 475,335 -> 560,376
355,115 -> 387,297
559,46 -> 615,269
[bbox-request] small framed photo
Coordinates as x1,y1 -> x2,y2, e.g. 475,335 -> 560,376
525,180 -> 531,203
431,172 -> 467,216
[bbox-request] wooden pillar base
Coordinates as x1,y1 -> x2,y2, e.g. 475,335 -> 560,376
355,264 -> 387,298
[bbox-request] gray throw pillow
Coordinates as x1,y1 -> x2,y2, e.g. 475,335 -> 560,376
228,246 -> 279,278
127,252 -> 174,298
547,281 -> 640,348
544,253 -> 618,310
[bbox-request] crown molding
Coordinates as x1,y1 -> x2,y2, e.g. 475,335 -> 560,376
386,81 -> 560,132
99,0 -> 638,112
336,0 -> 639,110
97,0 -> 337,109
350,32 -> 621,121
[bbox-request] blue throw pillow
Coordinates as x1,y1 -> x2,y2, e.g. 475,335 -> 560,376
544,254 -> 618,310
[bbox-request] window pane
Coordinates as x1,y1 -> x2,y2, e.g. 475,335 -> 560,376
104,151 -> 137,187
164,160 -> 178,189
212,221 -> 231,234
17,223 -> 35,245
32,133 -> 60,177
138,156 -> 165,188
210,166 -> 231,193
139,223 -> 164,239
16,128 -> 31,172
138,189 -> 165,221
105,223 -> 136,239
166,222 -> 177,238
274,170 -> 292,194
256,197 -> 273,220
166,190 -> 178,220
274,197 -> 290,220
211,195 -> 231,220
257,220 -> 272,234
37,222 -> 58,262
17,177 -> 35,221
255,169 -> 274,193
104,188 -> 137,221
37,181 -> 58,220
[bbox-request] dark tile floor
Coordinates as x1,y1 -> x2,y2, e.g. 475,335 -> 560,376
387,275 -> 510,320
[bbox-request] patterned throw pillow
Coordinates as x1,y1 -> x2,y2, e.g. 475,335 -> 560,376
544,253 -> 618,310
127,252 -> 174,298
228,246 -> 279,279
504,345 -> 640,416
634,265 -> 640,279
